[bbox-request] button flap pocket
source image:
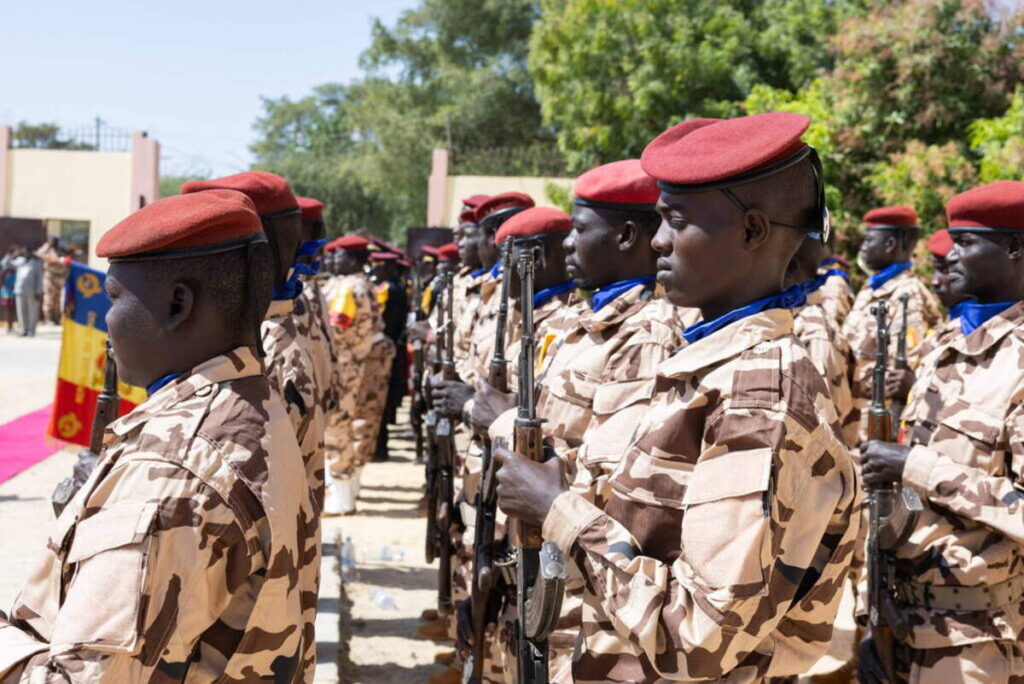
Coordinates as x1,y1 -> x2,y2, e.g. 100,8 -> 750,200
939,401 -> 1002,447
683,448 -> 773,506
592,378 -> 657,416
546,368 -> 598,409
67,502 -> 159,564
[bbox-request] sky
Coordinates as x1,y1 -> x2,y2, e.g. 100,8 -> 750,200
0,0 -> 418,177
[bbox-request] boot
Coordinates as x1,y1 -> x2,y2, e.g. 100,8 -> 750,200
323,475 -> 356,517
415,617 -> 451,642
433,650 -> 455,666
420,608 -> 439,622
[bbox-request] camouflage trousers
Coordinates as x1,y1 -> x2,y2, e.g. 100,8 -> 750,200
42,274 -> 63,324
326,336 -> 394,477
895,640 -> 1024,683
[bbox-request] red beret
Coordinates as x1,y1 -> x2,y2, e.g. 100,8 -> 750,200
643,114 -> 813,187
495,207 -> 571,246
459,208 -> 477,224
574,159 -> 659,209
398,257 -> 412,267
97,190 -> 264,261
864,205 -> 917,229
331,235 -> 369,252
475,192 -> 534,223
369,251 -> 399,261
437,243 -> 460,260
462,194 -> 490,209
421,245 -> 441,258
947,181 -> 1024,233
181,171 -> 298,216
927,229 -> 953,258
297,197 -> 324,220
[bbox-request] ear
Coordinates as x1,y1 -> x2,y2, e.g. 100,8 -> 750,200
164,281 -> 195,332
741,210 -> 772,251
619,221 -> 639,252
884,234 -> 899,255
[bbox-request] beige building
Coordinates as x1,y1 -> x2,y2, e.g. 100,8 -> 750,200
0,126 -> 159,267
426,149 -> 573,226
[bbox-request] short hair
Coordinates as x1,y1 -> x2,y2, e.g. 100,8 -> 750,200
731,157 -> 819,230
590,206 -> 661,235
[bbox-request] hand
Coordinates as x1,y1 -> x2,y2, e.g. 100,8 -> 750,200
470,379 -> 516,433
885,368 -> 915,402
407,320 -> 435,344
493,440 -> 567,527
861,441 -> 910,487
432,380 -> 474,418
857,629 -> 890,684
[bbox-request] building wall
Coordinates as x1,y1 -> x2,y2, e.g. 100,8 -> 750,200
0,128 -> 159,267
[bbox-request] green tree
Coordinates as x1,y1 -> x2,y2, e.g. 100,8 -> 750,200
969,86 -> 1024,183
12,122 -> 95,150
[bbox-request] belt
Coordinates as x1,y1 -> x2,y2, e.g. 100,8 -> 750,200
895,574 -> 1024,611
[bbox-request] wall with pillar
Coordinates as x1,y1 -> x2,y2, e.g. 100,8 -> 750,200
0,126 -> 159,267
425,147 -> 573,227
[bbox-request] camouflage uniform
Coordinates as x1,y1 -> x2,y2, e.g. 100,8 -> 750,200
0,348 -> 312,682
542,308 -> 861,682
300,274 -> 342,410
453,268 -> 490,379
817,268 -> 854,329
842,269 -> 942,445
889,301 -> 1024,681
261,298 -> 325,678
33,243 -> 68,325
323,272 -> 392,478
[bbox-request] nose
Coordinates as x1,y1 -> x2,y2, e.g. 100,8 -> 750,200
563,230 -> 576,253
651,221 -> 670,254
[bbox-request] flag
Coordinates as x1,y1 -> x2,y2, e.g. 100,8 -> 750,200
47,262 -> 146,446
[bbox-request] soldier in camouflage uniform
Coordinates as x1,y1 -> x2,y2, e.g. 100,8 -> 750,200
861,181 -> 1024,682
841,205 -> 942,447
0,191 -> 312,681
495,113 -> 860,682
817,253 -> 855,329
181,172 -> 326,679
34,237 -> 68,325
322,236 -> 393,516
903,229 -> 970,372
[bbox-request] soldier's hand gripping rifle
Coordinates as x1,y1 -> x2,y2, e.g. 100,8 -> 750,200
431,269 -> 458,617
424,272 -> 446,565
52,341 -> 120,516
466,241 -> 513,683
890,293 -> 911,426
509,238 -> 566,684
865,301 -> 923,683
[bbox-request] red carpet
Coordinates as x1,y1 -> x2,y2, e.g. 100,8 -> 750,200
0,405 -> 60,485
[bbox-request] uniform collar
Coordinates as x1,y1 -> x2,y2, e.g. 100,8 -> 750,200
869,261 -> 913,290
589,276 -> 655,313
681,284 -> 806,345
947,300 -> 1024,357
580,280 -> 652,333
266,298 -> 295,318
662,308 -> 795,378
533,281 -> 575,309
108,347 -> 264,439
864,266 -> 914,300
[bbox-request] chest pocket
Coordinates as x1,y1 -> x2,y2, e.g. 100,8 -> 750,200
681,448 -> 773,600
53,501 -> 161,653
929,398 -> 1004,472
581,377 -> 657,468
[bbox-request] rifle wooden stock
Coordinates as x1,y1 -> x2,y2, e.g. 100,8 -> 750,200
512,422 -> 545,550
52,342 -> 120,517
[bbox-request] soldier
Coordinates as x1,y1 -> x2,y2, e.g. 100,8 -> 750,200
323,236 -> 394,515
34,236 -> 69,325
181,172 -> 325,678
370,251 -> 409,461
0,190 -> 311,680
495,113 -> 860,682
842,206 -> 942,446
861,180 -> 1024,682
817,251 -> 855,328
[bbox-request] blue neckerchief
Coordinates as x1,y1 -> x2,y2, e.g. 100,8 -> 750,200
590,276 -> 655,312
471,267 -> 488,278
147,372 -> 183,396
272,270 -> 305,300
294,238 -> 328,277
948,300 -> 968,320
533,282 -> 575,309
489,261 -> 502,278
869,261 -> 913,290
958,300 -> 1016,337
797,268 -> 850,296
681,284 -> 807,346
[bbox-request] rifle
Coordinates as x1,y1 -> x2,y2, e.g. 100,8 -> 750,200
890,293 -> 911,425
424,272 -> 445,565
466,242 -> 513,683
410,268 -> 427,465
509,238 -> 566,684
865,301 -> 923,683
52,341 -> 120,516
431,269 -> 458,616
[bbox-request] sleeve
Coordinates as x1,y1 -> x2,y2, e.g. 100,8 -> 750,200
903,402 -> 1024,545
543,408 -> 844,680
0,459 -> 251,682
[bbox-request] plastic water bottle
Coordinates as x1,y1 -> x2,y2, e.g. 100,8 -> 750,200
341,536 -> 356,581
371,588 -> 397,610
361,546 -> 406,562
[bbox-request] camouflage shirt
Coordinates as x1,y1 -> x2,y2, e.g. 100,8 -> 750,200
543,308 -> 860,682
324,272 -> 384,361
842,269 -> 943,444
793,289 -> 858,446
898,301 -> 1024,649
0,348 -> 311,682
300,275 -> 341,409
817,269 -> 854,329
